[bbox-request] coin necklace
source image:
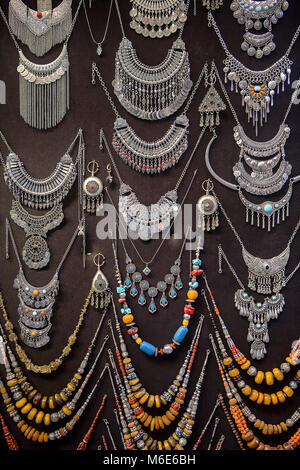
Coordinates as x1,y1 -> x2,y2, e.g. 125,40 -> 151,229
129,0 -> 189,38
101,126 -> 205,240
8,0 -> 73,57
0,1 -> 83,129
204,62 -> 300,230
208,11 -> 300,132
5,219 -> 83,349
92,61 -> 207,175
230,0 -> 290,60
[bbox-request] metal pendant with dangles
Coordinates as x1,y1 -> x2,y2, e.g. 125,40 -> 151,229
83,161 -> 104,214
197,179 -> 219,231
90,253 -> 111,311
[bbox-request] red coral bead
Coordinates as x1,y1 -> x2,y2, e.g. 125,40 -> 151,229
36,11 -> 43,18
128,327 -> 138,336
184,305 -> 195,315
191,269 -> 203,277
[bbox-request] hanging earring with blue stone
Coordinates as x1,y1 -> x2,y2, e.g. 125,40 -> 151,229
138,280 -> 149,306
124,257 -> 135,289
130,272 -> 142,297
157,280 -> 168,308
148,286 -> 158,314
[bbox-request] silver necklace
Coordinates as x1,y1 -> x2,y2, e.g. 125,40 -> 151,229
83,0 -> 113,56
0,1 -> 82,129
230,0 -> 290,59
6,218 -> 82,349
218,243 -> 299,360
208,11 -> 300,132
9,0 -> 73,57
111,0 -> 192,121
91,60 -> 207,175
101,126 -> 204,240
129,0 -> 188,38
204,63 -> 300,230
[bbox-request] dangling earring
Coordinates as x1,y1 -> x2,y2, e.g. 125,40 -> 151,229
91,253 -> 111,311
83,161 -> 104,214
198,64 -> 226,127
106,164 -> 113,185
197,179 -> 219,231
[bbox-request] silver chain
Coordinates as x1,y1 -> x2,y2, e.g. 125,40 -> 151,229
218,245 -> 245,289
183,63 -> 207,114
92,63 -> 121,118
83,0 -> 113,47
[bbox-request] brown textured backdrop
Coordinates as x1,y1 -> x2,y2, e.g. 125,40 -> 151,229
0,0 -> 299,451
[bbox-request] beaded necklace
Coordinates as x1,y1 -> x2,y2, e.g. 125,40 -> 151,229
210,335 -> 300,450
0,330 -> 108,428
108,344 -> 210,450
111,236 -> 204,358
108,301 -> 204,410
76,394 -> 107,450
108,301 -> 204,431
0,411 -> 19,450
0,313 -> 106,414
202,273 -> 300,389
0,288 -> 93,374
0,364 -> 108,443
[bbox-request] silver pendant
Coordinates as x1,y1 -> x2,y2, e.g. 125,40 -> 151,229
90,253 -> 111,311
197,179 -> 219,231
83,160 -> 104,214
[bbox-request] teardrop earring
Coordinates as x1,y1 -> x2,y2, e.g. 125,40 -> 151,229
91,253 -> 111,311
197,179 -> 219,231
83,161 -> 104,214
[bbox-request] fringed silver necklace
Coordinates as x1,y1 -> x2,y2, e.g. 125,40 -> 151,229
101,127 -> 204,241
216,215 -> 299,360
9,0 -> 73,57
0,128 -> 85,268
91,60 -> 207,175
129,0 -> 188,38
6,219 -> 82,349
230,0 -> 290,59
208,11 -> 300,133
204,62 -> 300,231
113,0 -> 192,120
0,1 -> 82,129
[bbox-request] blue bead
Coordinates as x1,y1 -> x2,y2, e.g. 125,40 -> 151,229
173,326 -> 188,343
121,308 -> 125,314
140,341 -> 156,356
263,204 -> 273,213
117,286 -> 125,293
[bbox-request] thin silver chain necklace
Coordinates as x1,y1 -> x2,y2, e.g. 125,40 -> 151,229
230,0 -> 290,60
204,62 -> 300,231
208,11 -> 300,132
0,0 -> 82,129
129,0 -> 188,39
9,0 -> 73,57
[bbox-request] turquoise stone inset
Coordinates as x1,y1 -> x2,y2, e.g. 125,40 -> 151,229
263,203 -> 273,213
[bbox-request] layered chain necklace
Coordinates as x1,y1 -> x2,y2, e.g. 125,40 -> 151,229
102,127 -> 204,240
5,219 -> 82,349
230,0 -> 290,59
8,0 -> 73,57
0,128 -> 85,269
129,0 -> 188,38
0,0 -> 83,129
204,62 -> 300,230
213,192 -> 299,360
208,11 -> 300,131
112,0 -> 192,121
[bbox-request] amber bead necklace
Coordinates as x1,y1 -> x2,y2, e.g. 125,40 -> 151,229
0,363 -> 109,444
0,329 -> 108,427
202,272 -> 300,387
210,334 -> 300,450
108,301 -> 204,431
0,312 -> 106,414
202,282 -> 300,408
109,297 -> 204,410
108,344 -> 210,450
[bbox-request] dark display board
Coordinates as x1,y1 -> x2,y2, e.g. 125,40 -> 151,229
0,0 -> 299,452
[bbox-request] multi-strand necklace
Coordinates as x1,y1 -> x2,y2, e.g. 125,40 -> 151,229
0,1 -> 83,129
204,62 -> 300,230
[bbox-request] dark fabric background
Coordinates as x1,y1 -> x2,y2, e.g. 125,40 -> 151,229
0,0 -> 299,451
